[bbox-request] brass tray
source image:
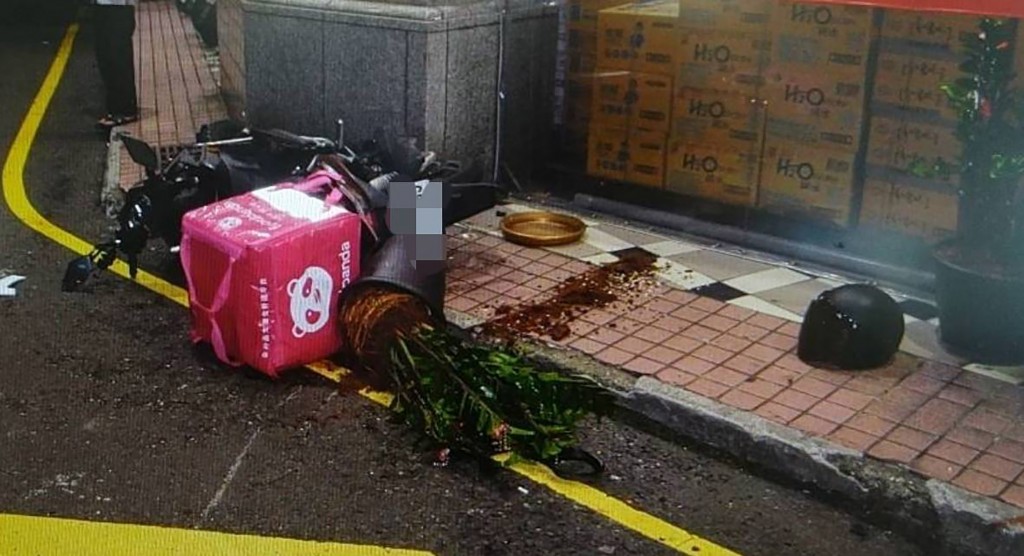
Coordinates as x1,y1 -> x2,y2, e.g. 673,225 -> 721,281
500,211 -> 586,247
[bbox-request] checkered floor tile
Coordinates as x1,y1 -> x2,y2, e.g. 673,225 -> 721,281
454,202 -> 1024,384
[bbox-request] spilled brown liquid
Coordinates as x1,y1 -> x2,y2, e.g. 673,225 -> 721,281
482,250 -> 659,342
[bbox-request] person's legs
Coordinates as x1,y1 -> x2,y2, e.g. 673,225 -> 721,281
108,5 -> 138,119
93,6 -> 117,118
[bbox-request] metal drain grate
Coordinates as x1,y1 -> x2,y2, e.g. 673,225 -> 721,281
157,144 -> 201,166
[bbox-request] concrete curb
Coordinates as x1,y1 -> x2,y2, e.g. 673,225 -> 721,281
100,134 -> 124,220
444,308 -> 1024,556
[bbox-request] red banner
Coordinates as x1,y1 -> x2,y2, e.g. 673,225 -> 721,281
809,0 -> 1024,18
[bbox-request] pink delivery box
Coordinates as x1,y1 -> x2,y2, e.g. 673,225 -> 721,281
180,172 -> 361,377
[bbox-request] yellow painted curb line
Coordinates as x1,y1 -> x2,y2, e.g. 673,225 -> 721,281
0,513 -> 434,556
0,24 -> 740,556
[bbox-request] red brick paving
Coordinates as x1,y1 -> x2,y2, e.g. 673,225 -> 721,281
441,180 -> 1024,510
953,470 -> 1008,497
926,439 -> 980,466
827,388 -> 874,411
808,401 -> 857,425
657,368 -> 696,387
886,426 -> 937,452
1001,485 -> 1024,507
623,357 -> 664,376
120,0 -> 227,190
846,413 -> 898,437
912,455 -> 961,482
868,440 -> 918,464
687,378 -> 730,399
737,379 -> 784,400
791,414 -> 839,436
989,439 -> 1024,464
945,425 -> 996,451
725,353 -> 768,375
774,390 -> 819,412
692,344 -> 732,365
971,454 -> 1023,482
720,389 -> 764,411
711,334 -> 752,353
829,427 -> 877,452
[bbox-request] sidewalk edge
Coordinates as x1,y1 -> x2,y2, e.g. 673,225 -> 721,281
446,309 -> 1024,556
100,134 -> 123,219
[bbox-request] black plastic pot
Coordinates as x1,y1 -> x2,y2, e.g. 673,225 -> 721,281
934,241 -> 1024,364
342,233 -> 447,323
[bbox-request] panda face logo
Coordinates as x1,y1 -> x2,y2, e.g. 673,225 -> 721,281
287,266 -> 333,338
217,216 -> 242,231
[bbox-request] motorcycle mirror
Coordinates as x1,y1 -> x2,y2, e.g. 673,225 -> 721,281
62,255 -> 95,292
120,134 -> 161,173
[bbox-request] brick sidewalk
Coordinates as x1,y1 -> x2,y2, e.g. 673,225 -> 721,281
444,224 -> 1024,510
122,0 -> 1024,515
116,0 -> 226,189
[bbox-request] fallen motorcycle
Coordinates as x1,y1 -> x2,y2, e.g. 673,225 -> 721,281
62,121 -> 502,292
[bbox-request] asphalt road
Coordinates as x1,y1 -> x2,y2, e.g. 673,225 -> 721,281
0,14 -> 934,556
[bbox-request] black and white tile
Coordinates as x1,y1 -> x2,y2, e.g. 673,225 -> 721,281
455,202 -> 1024,383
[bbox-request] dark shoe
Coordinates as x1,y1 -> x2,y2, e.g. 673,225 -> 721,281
97,113 -> 139,128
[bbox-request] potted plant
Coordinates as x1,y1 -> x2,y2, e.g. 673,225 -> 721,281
919,17 -> 1024,364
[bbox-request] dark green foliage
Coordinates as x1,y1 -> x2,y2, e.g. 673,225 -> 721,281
387,327 -> 615,464
912,18 -> 1024,268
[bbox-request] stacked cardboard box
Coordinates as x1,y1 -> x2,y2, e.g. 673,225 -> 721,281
758,1 -> 875,226
587,0 -> 678,187
859,9 -> 969,240
565,0 -> 629,154
665,0 -> 771,206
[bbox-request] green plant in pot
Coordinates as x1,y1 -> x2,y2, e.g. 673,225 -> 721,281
917,17 -> 1024,363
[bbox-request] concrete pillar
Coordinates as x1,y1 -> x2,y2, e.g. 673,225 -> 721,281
218,0 -> 559,176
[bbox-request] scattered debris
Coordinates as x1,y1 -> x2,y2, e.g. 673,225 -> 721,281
481,251 -> 660,342
0,274 -> 26,297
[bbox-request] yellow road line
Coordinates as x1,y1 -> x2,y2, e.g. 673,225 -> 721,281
0,24 -> 740,556
0,513 -> 434,556
1,24 -> 187,306
503,458 -> 739,556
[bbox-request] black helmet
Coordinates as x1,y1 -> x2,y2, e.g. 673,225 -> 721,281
798,284 -> 905,370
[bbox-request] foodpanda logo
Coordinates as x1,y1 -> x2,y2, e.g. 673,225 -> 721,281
217,216 -> 242,231
287,266 -> 333,338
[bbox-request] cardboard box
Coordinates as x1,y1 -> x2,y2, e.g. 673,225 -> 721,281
762,66 -> 867,149
665,138 -> 760,206
676,29 -> 771,93
563,124 -> 590,156
568,26 -> 600,74
866,116 -> 961,177
565,73 -> 597,129
568,51 -> 599,75
872,52 -> 963,124
597,0 -> 679,75
569,27 -> 598,54
759,139 -> 857,226
587,126 -> 668,187
591,70 -> 673,132
770,1 -> 875,74
568,0 -> 632,31
860,174 -> 958,240
772,1 -> 875,37
671,87 -> 765,145
676,0 -> 772,33
880,9 -> 978,57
